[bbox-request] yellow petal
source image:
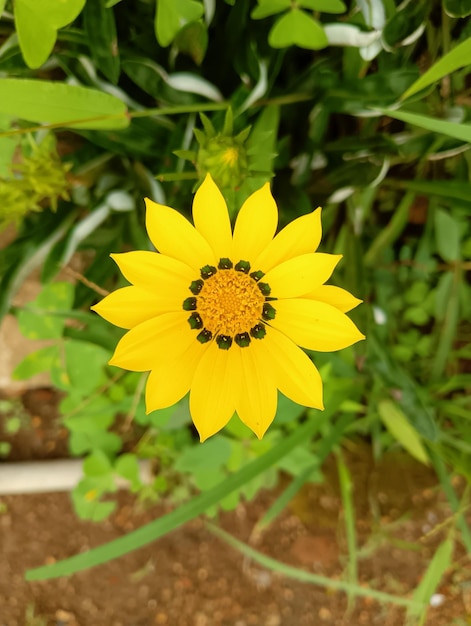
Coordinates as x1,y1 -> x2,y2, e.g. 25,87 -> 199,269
235,342 -> 278,439
263,253 -> 342,299
192,174 -> 232,259
145,339 -> 207,412
306,285 -> 363,313
111,251 -> 194,292
232,183 -> 278,262
145,198 -> 216,271
260,326 -> 324,409
270,299 -> 365,352
109,312 -> 193,371
189,341 -> 239,441
91,285 -> 183,329
254,208 -> 322,272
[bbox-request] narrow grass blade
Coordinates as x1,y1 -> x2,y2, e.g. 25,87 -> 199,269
207,524 -> 423,610
401,36 -> 471,100
379,109 -> 471,143
26,412 -> 324,580
406,537 -> 454,626
392,180 -> 471,205
429,450 -> 471,553
364,191 -> 414,267
336,449 -> 358,609
430,268 -> 462,383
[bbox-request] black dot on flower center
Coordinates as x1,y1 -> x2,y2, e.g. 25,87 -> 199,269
216,334 -> 233,350
183,297 -> 197,311
200,265 -> 217,280
218,258 -> 233,270
197,328 -> 212,344
257,281 -> 271,296
187,312 -> 203,330
189,279 -> 204,295
262,303 -> 276,321
250,270 -> 265,282
235,332 -> 251,347
235,260 -> 250,274
250,323 -> 266,339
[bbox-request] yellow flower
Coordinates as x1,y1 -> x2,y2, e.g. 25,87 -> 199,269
92,175 -> 364,441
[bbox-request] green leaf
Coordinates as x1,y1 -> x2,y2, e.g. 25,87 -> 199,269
12,345 -> 59,380
77,498 -> 116,522
174,436 -> 232,473
17,282 -> 74,340
63,398 -> 116,432
273,393 -> 306,424
382,2 -> 428,48
26,414 -> 323,580
173,20 -> 208,65
114,453 -> 142,490
325,69 -> 418,114
380,108 -> 471,143
0,0 -> 6,16
33,0 -> 86,27
402,36 -> 471,100
68,430 -> 122,456
194,468 -> 226,491
443,0 -> 471,17
398,179 -> 471,204
50,357 -> 72,391
278,446 -> 317,475
15,0 -> 86,68
83,0 -> 120,83
269,9 -> 328,49
72,478 -> 116,521
251,0 -> 291,19
434,208 -> 461,262
37,281 -> 74,309
155,0 -> 204,47
64,340 -> 109,396
298,0 -> 346,14
138,404 -> 173,428
0,79 -> 128,130
83,450 -> 113,477
407,537 -> 454,622
378,400 -> 429,465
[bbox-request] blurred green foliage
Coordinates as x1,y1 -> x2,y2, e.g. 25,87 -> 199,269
0,0 -> 470,615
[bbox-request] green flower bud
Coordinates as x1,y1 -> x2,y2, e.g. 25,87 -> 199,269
196,134 -> 249,191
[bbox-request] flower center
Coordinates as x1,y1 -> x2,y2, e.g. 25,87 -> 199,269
199,268 -> 264,336
183,258 -> 276,349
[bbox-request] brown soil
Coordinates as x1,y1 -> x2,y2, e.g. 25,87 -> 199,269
0,389 -> 470,626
